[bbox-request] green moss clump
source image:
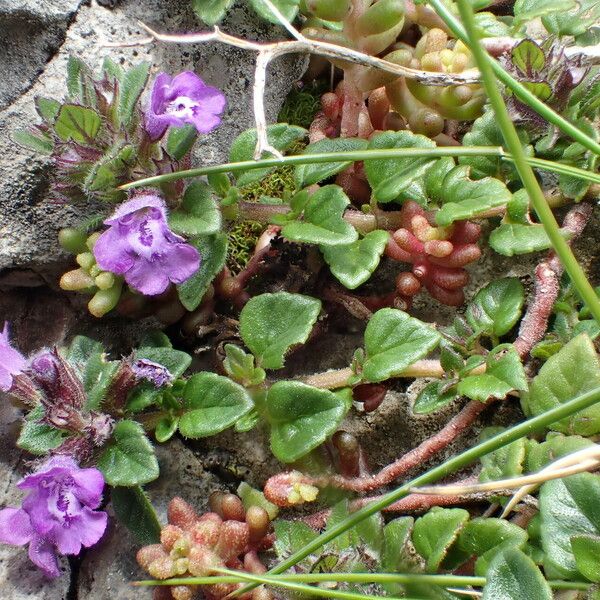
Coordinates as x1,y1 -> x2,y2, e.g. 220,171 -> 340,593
278,81 -> 328,129
227,220 -> 265,274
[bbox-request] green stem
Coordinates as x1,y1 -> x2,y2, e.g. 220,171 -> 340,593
119,147 -> 599,190
428,0 -> 600,156
234,385 -> 600,595
447,0 -> 600,324
135,572 -> 591,591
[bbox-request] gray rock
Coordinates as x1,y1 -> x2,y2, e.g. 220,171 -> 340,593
0,0 -> 306,282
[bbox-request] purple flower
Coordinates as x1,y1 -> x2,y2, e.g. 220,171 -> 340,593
0,456 -> 107,578
93,194 -> 201,296
145,71 -> 227,140
132,358 -> 174,388
0,322 -> 26,392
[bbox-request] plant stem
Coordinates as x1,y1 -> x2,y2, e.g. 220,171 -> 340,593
119,148 -> 600,190
428,0 -> 600,156
446,0 -> 600,325
234,385 -> 600,595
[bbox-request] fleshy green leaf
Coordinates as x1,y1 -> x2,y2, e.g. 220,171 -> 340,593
539,473 -> 600,578
177,233 -> 228,311
178,372 -> 253,438
97,420 -> 159,486
571,534 -> 600,582
482,547 -> 552,600
237,481 -> 279,520
117,62 -> 150,128
521,334 -> 600,435
466,278 -> 525,337
364,130 -> 438,203
267,381 -> 350,462
229,123 -> 306,186
434,166 -> 512,226
362,308 -> 441,382
192,0 -> 234,24
155,416 -> 179,443
295,137 -> 369,187
321,230 -> 388,289
54,104 -> 102,143
169,182 -> 221,236
249,0 -> 300,23
166,125 -> 197,160
281,185 -> 358,246
111,485 -> 161,545
412,507 -> 470,572
239,292 -> 321,369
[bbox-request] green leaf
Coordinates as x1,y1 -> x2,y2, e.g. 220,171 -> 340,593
572,534 -> 600,582
177,233 -> 228,311
273,520 -> 319,560
54,104 -> 102,144
66,56 -> 88,100
239,292 -> 321,370
169,182 -> 221,236
362,308 -> 441,383
266,381 -> 349,462
223,344 -> 266,386
433,166 -> 512,226
526,432 -> 593,472
97,420 -> 159,487
166,125 -> 197,160
155,416 -> 179,443
539,473 -> 600,578
135,346 -> 192,378
321,230 -> 388,289
179,372 -> 253,438
543,0 -> 600,37
111,485 -> 161,545
192,0 -> 234,23
514,0 -> 576,23
458,346 -> 527,402
35,97 -> 61,123
521,334 -> 600,435
83,352 -> 119,410
17,405 -> 66,455
12,129 -> 53,154
281,185 -> 358,247
117,62 -> 150,128
511,40 -> 546,74
413,382 -> 458,414
249,0 -> 300,23
295,137 -> 369,187
466,278 -> 525,337
489,223 -> 568,256
229,123 -> 306,186
479,427 -> 527,483
482,547 -> 552,600
364,130 -> 438,203
412,507 -> 470,572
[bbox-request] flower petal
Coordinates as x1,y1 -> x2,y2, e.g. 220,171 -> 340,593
196,86 -> 227,116
104,194 -> 167,226
71,467 -> 105,509
53,508 -> 107,555
93,227 -> 135,275
0,508 -> 33,545
170,71 -> 209,98
124,258 -> 171,296
28,535 -> 60,579
160,242 -> 201,285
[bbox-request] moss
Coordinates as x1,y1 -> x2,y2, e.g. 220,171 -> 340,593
278,81 -> 328,129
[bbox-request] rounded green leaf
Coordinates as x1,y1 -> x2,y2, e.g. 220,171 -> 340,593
321,230 -> 388,289
362,308 -> 441,382
111,485 -> 161,545
168,182 -> 221,236
413,382 -> 458,414
466,278 -> 525,337
179,372 -> 253,438
267,381 -> 349,463
97,420 -> 159,487
239,292 -> 322,370
571,534 -> 600,582
482,547 -> 552,600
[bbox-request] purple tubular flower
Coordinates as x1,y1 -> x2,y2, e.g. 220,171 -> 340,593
132,358 -> 174,388
0,322 -> 26,392
145,71 -> 227,140
93,194 -> 201,296
0,456 -> 107,578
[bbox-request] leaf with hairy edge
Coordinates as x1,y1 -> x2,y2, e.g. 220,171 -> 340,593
295,137 -> 369,187
35,97 -> 61,124
267,381 -> 350,462
482,547 -> 552,600
17,406 -> 66,455
514,0 -> 576,23
362,308 -> 441,383
321,230 -> 388,289
273,520 -> 319,559
281,185 -> 358,246
540,473 -> 600,578
111,485 -> 161,545
479,427 -> 528,483
118,62 -> 150,128
177,233 -> 228,311
240,292 -> 322,370
522,334 -> 600,435
413,382 -> 458,414
179,372 -> 253,438
192,0 -> 234,24
364,130 -> 438,203
572,534 -> 600,582
55,105 -> 101,144
12,129 -> 53,154
543,0 -> 600,37
229,123 -> 306,186
166,124 -> 197,160
97,420 -> 159,486
466,278 -> 524,337
169,182 -> 221,236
